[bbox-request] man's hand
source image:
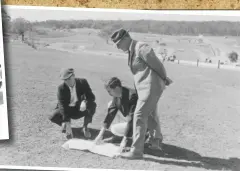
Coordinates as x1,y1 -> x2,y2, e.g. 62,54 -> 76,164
94,127 -> 106,145
126,115 -> 132,122
62,122 -> 73,139
80,100 -> 87,111
165,77 -> 173,86
94,134 -> 103,145
119,137 -> 128,151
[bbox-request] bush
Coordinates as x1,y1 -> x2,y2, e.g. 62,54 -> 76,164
35,29 -> 48,36
228,51 -> 238,63
159,42 -> 166,46
24,39 -> 37,49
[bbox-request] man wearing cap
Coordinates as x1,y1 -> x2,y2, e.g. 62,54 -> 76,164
49,68 -> 97,139
110,28 -> 173,159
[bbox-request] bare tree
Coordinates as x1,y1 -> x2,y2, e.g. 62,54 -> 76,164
11,17 -> 32,42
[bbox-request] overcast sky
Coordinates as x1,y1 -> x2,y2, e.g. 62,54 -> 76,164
4,5 -> 240,22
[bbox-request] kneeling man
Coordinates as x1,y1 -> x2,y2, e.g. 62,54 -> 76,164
49,68 -> 97,139
94,77 -> 162,152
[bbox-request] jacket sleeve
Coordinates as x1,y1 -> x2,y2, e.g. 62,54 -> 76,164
139,43 -> 167,81
103,98 -> 118,129
57,85 -> 70,122
82,79 -> 96,102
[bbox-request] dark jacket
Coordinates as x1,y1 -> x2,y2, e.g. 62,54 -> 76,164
103,86 -> 138,129
56,78 -> 95,122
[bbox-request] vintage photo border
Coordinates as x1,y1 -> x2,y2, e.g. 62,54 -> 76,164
0,3 -> 9,140
1,5 -> 240,170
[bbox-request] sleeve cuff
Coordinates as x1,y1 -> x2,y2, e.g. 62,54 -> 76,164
103,122 -> 110,129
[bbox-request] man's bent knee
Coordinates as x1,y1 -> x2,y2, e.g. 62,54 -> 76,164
87,101 -> 97,115
49,111 -> 63,126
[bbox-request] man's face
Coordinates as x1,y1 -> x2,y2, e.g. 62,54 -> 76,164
106,86 -> 122,98
64,75 -> 75,87
116,37 -> 130,53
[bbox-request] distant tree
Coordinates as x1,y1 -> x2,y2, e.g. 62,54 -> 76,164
11,17 -> 32,42
228,51 -> 238,63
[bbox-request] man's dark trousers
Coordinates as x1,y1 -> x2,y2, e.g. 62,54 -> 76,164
49,101 -> 96,127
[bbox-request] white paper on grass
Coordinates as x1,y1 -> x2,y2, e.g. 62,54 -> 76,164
62,139 -> 120,158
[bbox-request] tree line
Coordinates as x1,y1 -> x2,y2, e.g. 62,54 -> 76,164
5,12 -> 240,43
5,14 -> 239,62
30,19 -> 240,36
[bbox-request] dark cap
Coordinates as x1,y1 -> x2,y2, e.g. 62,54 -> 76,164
110,28 -> 130,44
60,68 -> 74,80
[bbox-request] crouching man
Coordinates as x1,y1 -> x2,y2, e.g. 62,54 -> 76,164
49,68 -> 97,139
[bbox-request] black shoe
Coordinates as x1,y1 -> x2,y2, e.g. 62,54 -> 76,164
62,125 -> 66,133
82,127 -> 91,139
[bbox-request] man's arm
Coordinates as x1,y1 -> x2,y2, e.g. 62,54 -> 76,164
94,99 -> 118,143
57,86 -> 70,122
139,44 -> 167,81
82,79 -> 96,102
103,99 -> 119,129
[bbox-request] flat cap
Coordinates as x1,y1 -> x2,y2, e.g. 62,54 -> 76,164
60,68 -> 74,80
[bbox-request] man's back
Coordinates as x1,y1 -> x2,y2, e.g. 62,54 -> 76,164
130,41 -> 166,101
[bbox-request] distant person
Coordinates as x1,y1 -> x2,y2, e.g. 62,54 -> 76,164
94,77 -> 161,152
49,68 -> 97,139
110,28 -> 173,159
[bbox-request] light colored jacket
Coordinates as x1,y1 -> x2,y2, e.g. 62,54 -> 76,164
128,40 -> 167,101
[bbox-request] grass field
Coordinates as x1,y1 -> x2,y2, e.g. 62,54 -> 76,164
1,29 -> 240,170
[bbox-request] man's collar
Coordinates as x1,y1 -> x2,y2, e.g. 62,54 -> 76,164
65,80 -> 76,89
128,40 -> 134,52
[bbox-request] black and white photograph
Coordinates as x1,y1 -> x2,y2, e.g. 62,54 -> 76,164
1,6 -> 240,171
0,5 -> 9,140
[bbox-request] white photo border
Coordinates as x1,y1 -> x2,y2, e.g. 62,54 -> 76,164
1,4 -> 240,170
0,3 -> 9,140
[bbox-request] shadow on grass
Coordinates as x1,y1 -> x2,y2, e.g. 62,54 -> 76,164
71,127 -> 240,171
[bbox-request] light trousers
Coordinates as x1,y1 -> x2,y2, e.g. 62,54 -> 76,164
131,90 -> 163,154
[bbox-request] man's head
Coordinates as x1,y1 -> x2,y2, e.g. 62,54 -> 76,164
111,28 -> 132,53
104,77 -> 122,98
60,68 -> 76,87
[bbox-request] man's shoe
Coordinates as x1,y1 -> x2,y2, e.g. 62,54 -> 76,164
82,127 -> 91,138
120,151 -> 143,160
62,128 -> 66,134
61,123 -> 66,133
66,133 -> 73,139
148,138 -> 163,151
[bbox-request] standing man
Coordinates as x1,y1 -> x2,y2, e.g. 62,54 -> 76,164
49,68 -> 97,139
110,28 -> 172,159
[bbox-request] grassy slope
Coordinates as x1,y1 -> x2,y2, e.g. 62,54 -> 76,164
0,41 -> 240,170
